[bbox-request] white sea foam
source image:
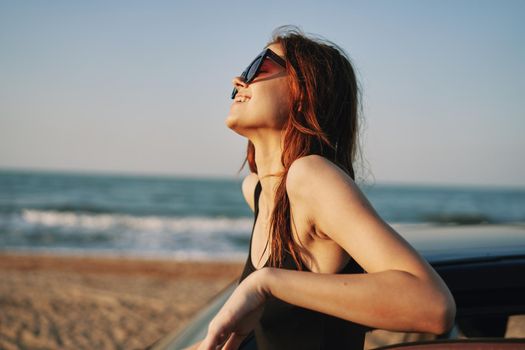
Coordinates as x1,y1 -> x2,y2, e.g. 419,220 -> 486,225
21,209 -> 253,234
0,246 -> 248,262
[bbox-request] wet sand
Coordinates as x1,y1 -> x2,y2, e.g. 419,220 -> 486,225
0,253 -> 243,350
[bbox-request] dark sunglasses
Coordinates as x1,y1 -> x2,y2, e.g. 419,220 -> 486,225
231,47 -> 286,99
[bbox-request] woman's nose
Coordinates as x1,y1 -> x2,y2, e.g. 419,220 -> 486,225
232,76 -> 248,89
231,76 -> 248,99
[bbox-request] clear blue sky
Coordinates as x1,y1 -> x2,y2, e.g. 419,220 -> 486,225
1,0 -> 524,187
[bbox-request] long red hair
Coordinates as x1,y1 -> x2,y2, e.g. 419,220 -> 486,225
239,25 -> 364,269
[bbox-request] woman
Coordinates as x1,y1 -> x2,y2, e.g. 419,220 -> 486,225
192,26 -> 456,350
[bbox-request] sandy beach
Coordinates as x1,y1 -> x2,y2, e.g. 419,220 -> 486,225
0,253 -> 243,350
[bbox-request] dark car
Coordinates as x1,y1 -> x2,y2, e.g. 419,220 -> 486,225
150,223 -> 525,350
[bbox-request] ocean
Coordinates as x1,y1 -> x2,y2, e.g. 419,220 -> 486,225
1,169 -> 524,261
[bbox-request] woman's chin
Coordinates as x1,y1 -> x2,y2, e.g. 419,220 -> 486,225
224,114 -> 238,129
225,115 -> 243,133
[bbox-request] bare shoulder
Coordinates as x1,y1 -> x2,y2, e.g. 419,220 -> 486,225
286,155 -> 371,238
286,154 -> 358,197
241,173 -> 260,213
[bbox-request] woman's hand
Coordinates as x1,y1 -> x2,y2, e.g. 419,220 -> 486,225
197,268 -> 270,350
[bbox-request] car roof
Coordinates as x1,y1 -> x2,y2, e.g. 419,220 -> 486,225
394,223 -> 525,264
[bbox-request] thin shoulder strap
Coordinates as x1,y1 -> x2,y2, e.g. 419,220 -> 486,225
246,181 -> 262,262
254,180 -> 262,214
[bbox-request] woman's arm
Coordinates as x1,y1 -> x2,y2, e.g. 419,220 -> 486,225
275,155 -> 456,333
258,266 -> 452,334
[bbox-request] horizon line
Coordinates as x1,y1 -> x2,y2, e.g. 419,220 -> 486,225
1,166 -> 524,191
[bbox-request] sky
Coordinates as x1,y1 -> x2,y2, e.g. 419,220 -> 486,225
1,0 -> 524,187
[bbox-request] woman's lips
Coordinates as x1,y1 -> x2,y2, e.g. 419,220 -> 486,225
234,95 -> 251,103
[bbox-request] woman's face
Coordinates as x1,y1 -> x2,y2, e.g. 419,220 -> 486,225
225,43 -> 290,135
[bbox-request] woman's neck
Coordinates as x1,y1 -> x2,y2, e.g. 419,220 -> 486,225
251,132 -> 285,220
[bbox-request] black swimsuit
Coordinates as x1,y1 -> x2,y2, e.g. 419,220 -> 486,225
238,181 -> 372,350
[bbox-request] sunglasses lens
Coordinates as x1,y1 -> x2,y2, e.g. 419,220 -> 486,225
240,69 -> 248,80
246,56 -> 263,82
